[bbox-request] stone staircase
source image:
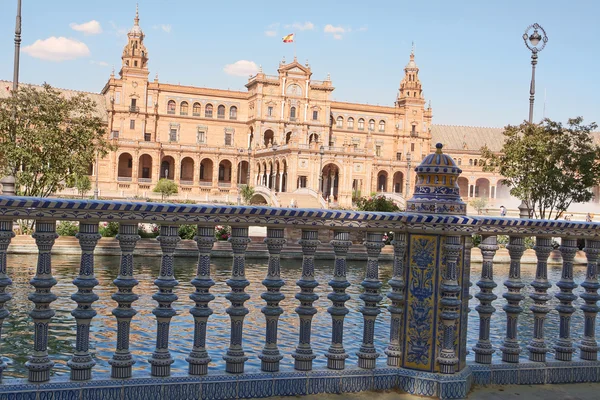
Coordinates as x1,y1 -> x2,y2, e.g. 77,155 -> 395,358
276,191 -> 323,208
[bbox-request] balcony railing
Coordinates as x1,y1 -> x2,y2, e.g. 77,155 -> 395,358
116,176 -> 132,182
199,181 -> 212,187
138,177 -> 152,183
180,180 -> 193,186
129,106 -> 140,113
218,182 -> 231,187
0,194 -> 599,399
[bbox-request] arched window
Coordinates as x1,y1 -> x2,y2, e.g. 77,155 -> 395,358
180,101 -> 188,116
347,117 -> 354,129
193,102 -> 201,116
229,106 -> 237,120
205,104 -> 213,118
358,118 -> 365,130
458,158 -> 462,166
368,119 -> 375,131
474,159 -> 478,166
167,100 -> 176,114
379,120 -> 385,132
469,159 -> 473,166
336,116 -> 343,128
217,105 -> 226,119
290,106 -> 296,120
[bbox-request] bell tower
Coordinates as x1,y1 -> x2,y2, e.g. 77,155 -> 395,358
120,4 -> 149,79
396,47 -> 423,106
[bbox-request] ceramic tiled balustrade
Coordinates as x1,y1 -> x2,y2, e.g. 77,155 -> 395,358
0,144 -> 597,399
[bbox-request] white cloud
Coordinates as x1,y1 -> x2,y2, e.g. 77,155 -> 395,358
70,20 -> 103,35
224,60 -> 259,77
333,34 -> 343,40
358,26 -> 368,32
109,21 -> 127,37
285,22 -> 314,31
23,37 -> 90,62
153,24 -> 172,33
265,30 -> 277,37
90,60 -> 109,67
324,24 -> 345,34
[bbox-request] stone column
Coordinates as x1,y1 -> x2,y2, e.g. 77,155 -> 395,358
554,238 -> 578,361
68,223 -> 101,381
437,235 -> 463,374
527,237 -> 553,362
259,227 -> 286,372
149,225 -> 180,376
0,220 -> 14,382
187,226 -> 216,375
357,232 -> 385,369
278,172 -> 284,192
325,231 -> 351,370
580,239 -> 600,360
473,235 -> 498,364
26,221 -> 58,383
108,224 -> 140,379
292,229 -> 320,371
385,232 -> 406,367
223,227 -> 251,373
500,236 -> 526,363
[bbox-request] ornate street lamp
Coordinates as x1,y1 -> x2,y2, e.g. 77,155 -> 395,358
247,145 -> 252,185
272,143 -> 278,192
523,23 -> 548,124
93,150 -> 99,200
318,145 -> 325,196
405,152 -> 412,196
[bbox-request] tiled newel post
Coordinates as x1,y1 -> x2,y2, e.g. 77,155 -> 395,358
473,235 -> 498,364
0,220 -> 14,383
580,239 -> 600,360
402,144 -> 472,396
385,232 -> 406,367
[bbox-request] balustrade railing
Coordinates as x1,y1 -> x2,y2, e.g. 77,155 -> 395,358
0,196 -> 599,399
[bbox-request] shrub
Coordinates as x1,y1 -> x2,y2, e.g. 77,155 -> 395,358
356,195 -> 401,212
56,221 -> 79,236
469,198 -> 488,215
138,223 -> 159,238
178,225 -> 197,240
153,178 -> 178,200
382,231 -> 394,245
215,225 -> 231,241
100,221 -> 119,237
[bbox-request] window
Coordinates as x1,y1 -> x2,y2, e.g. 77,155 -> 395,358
411,143 -> 415,152
290,106 -> 296,120
229,106 -> 237,120
353,143 -> 358,150
169,128 -> 177,142
205,104 -> 213,118
129,119 -> 135,129
131,98 -> 137,107
411,125 -> 416,136
225,133 -> 232,146
457,158 -> 462,165
167,100 -> 176,114
375,146 -> 381,157
368,119 -> 375,131
336,116 -> 343,128
474,159 -> 478,166
469,159 -> 473,166
115,92 -> 121,104
379,120 -> 385,132
312,110 -> 318,120
347,117 -> 354,129
197,129 -> 206,144
128,159 -> 132,168
134,60 -> 138,67
180,101 -> 188,116
110,130 -> 119,139
267,106 -> 274,117
396,152 -> 402,161
193,102 -> 201,116
298,176 -> 307,188
144,133 -> 151,142
217,105 -> 225,119
358,118 -> 365,130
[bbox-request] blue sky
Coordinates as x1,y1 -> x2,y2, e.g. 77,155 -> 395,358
0,0 -> 598,127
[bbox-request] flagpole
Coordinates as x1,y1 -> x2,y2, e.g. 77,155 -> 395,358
294,34 -> 297,59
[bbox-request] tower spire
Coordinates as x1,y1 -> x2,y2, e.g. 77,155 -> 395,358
411,41 -> 415,56
134,3 -> 139,26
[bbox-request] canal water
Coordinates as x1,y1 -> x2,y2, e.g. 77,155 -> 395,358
0,254 -> 593,379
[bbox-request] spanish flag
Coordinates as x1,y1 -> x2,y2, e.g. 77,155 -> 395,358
282,33 -> 294,43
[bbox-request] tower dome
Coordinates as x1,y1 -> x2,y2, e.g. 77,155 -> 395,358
406,143 -> 466,215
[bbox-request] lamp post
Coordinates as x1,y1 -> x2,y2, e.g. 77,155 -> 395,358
523,23 -> 548,124
272,143 -> 278,192
93,150 -> 99,200
318,145 -> 325,196
405,152 -> 412,197
247,145 -> 251,185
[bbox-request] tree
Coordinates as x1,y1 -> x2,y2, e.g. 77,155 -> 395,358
72,175 -> 91,199
153,178 -> 178,200
239,184 -> 255,204
355,194 -> 401,212
0,83 -> 113,197
481,117 -> 600,219
469,197 -> 488,215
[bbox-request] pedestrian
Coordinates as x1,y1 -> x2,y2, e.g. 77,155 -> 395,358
586,213 -> 593,223
499,205 -> 506,217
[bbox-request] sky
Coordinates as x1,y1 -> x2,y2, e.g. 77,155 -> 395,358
0,0 -> 598,128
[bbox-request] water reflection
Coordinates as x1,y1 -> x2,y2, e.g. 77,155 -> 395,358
0,254 -> 593,379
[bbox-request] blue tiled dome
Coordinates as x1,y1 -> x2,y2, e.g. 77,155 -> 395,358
406,143 -> 466,215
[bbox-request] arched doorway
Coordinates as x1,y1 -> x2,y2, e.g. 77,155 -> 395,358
160,156 -> 175,180
264,129 -> 274,147
321,163 -> 340,201
250,193 -> 269,205
199,158 -> 213,185
393,171 -> 404,194
218,160 -> 232,184
117,153 -> 133,179
457,177 -> 469,198
309,133 -> 319,144
475,178 -> 490,198
138,154 -> 152,180
496,180 -> 511,199
377,171 -> 388,192
281,159 -> 288,192
285,131 -> 292,144
237,161 -> 249,185
180,157 -> 194,182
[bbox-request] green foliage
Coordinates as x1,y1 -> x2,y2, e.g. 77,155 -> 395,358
0,83 -> 114,197
56,221 -> 79,236
239,185 -> 255,204
72,175 -> 92,199
153,178 -> 178,200
469,197 -> 488,215
178,225 -> 197,240
356,195 -> 401,212
383,231 -> 394,245
100,221 -> 119,237
138,223 -> 159,238
215,225 -> 231,241
481,118 -> 600,219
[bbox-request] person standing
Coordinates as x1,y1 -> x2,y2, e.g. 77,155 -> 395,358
499,205 -> 507,217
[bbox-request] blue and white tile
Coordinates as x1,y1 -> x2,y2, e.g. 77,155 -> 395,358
237,374 -> 273,399
163,382 -> 201,400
